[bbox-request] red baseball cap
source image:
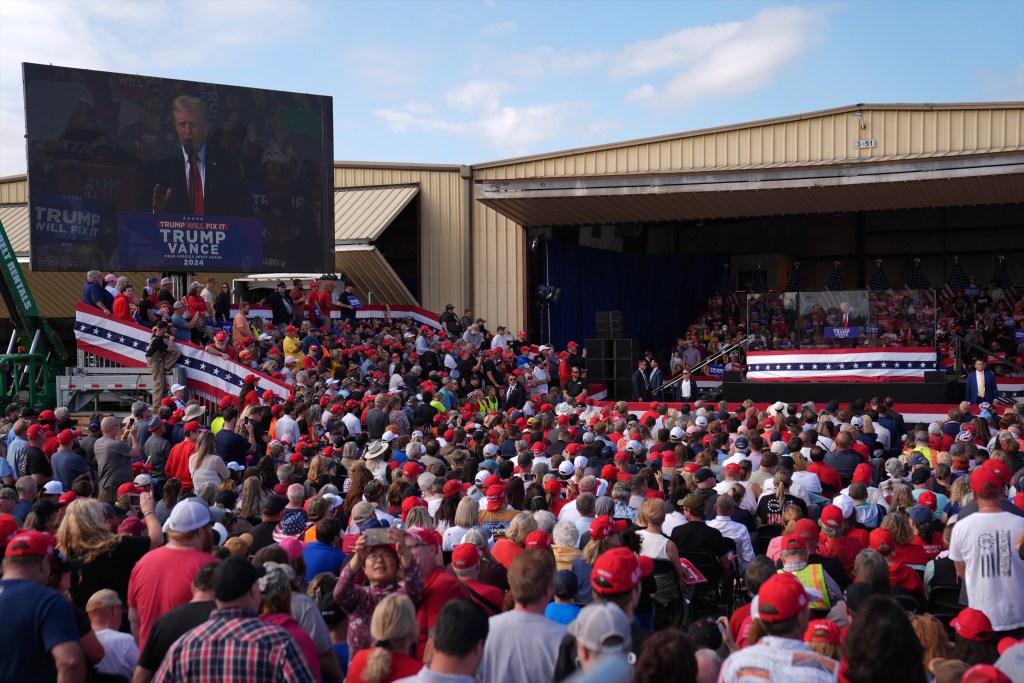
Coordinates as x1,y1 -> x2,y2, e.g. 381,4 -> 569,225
780,534 -> 806,552
869,528 -> 895,554
662,452 -> 678,468
793,518 -> 819,540
401,496 -> 425,521
117,482 -> 143,496
600,464 -> 617,480
402,461 -> 424,477
591,546 -> 653,595
962,665 -> 1012,683
5,530 -> 54,558
724,463 -> 740,474
530,442 -> 546,454
613,451 -> 629,463
917,490 -> 938,511
971,467 -> 1002,496
589,515 -> 627,541
406,526 -> 441,548
981,458 -> 1012,486
853,463 -> 872,484
482,474 -> 502,489
543,479 -> 563,494
952,607 -> 994,642
183,421 -> 200,432
804,618 -> 841,645
557,414 -> 569,426
289,452 -> 304,465
649,401 -> 659,410
58,492 -> 77,506
451,543 -> 481,570
56,428 -> 81,446
443,480 -> 470,498
38,409 -> 57,421
26,424 -> 43,440
820,505 -> 844,529
215,331 -> 228,341
525,531 -> 553,549
757,573 -> 809,622
682,462 -> 699,474
485,485 -> 505,511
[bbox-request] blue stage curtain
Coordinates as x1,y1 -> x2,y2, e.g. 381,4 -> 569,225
542,240 -> 724,356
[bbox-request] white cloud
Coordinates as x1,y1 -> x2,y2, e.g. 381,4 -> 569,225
481,20 -> 517,36
503,45 -> 606,80
374,81 -> 607,154
0,0 -> 311,175
444,80 -> 511,113
619,7 -> 828,109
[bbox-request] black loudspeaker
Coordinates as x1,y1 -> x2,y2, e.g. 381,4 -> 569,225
924,371 -> 946,383
723,371 -> 743,382
595,311 -> 625,340
586,339 -> 611,358
615,359 -> 635,378
614,379 -> 634,399
614,338 -> 636,360
586,359 -> 613,382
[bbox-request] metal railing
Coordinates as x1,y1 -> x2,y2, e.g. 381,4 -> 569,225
661,336 -> 751,391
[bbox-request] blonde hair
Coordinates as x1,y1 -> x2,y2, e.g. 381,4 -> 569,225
454,496 -> 479,529
362,593 -> 419,683
640,498 -> 665,527
506,512 -> 538,546
56,498 -> 121,564
307,455 -> 331,484
860,415 -> 876,435
190,431 -> 217,471
889,485 -> 915,512
804,640 -> 841,660
880,511 -> 915,546
404,507 -> 434,530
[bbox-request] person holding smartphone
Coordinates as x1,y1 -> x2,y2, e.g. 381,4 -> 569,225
214,407 -> 258,469
333,525 -> 423,664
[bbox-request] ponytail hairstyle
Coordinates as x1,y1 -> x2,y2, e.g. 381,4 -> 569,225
774,469 -> 792,509
362,593 -> 419,683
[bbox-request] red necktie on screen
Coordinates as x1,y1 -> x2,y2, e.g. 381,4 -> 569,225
188,153 -> 205,215
843,313 -> 849,327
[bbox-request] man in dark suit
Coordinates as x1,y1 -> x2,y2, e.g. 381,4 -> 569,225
503,372 -> 526,411
965,358 -> 998,404
147,95 -> 249,217
632,360 -> 651,402
837,301 -> 864,328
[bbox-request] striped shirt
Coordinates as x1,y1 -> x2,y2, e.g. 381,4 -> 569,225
153,607 -> 315,683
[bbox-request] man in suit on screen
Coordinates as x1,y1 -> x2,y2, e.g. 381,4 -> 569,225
147,95 -> 249,217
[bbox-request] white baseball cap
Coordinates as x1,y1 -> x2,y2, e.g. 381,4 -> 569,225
382,431 -> 398,443
483,443 -> 499,457
162,499 -> 212,533
170,384 -> 186,394
558,461 -> 576,477
669,427 -> 685,440
43,481 -> 64,495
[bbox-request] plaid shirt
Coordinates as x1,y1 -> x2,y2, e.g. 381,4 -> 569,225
153,607 -> 315,683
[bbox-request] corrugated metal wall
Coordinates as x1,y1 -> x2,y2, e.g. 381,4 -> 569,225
474,105 -> 1024,180
334,165 -> 467,317
471,202 -> 525,334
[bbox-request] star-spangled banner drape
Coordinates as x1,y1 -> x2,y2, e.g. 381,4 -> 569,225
74,303 -> 291,403
992,259 -> 1018,305
746,347 -> 937,383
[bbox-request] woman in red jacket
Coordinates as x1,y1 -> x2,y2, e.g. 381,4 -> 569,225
112,279 -> 136,322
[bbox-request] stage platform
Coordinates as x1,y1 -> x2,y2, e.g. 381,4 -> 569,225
721,376 -> 964,404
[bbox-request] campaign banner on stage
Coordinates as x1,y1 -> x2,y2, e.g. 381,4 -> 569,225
825,326 -> 861,339
119,213 -> 263,271
1015,329 -> 1024,341
707,365 -> 725,377
746,347 -> 936,382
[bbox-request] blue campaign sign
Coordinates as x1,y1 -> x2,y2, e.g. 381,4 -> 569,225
825,326 -> 861,339
707,365 -> 725,377
119,212 -> 263,271
864,324 -> 880,335
1015,329 -> 1024,341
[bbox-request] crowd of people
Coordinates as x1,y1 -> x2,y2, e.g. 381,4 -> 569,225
3,279 -> 1022,682
666,272 -> 1023,378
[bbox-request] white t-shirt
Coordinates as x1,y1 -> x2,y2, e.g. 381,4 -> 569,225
95,628 -> 139,679
479,610 -> 566,683
662,511 -> 687,536
949,509 -> 1024,631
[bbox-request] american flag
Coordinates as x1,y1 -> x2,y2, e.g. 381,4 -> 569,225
752,269 -> 769,293
868,261 -> 891,291
941,258 -> 970,302
786,264 -> 804,292
74,303 -> 291,404
746,347 -> 937,383
717,264 -> 739,309
992,258 -> 1018,306
905,260 -> 932,290
826,264 -> 846,292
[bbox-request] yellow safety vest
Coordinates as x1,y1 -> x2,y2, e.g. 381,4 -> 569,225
479,397 -> 499,414
779,564 -> 830,611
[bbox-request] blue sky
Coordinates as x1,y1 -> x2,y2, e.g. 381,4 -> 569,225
1,0 -> 1022,175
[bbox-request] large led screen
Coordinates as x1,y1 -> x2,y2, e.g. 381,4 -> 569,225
23,63 -> 333,273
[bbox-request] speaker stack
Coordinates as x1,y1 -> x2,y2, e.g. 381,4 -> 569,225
586,312 -> 637,400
